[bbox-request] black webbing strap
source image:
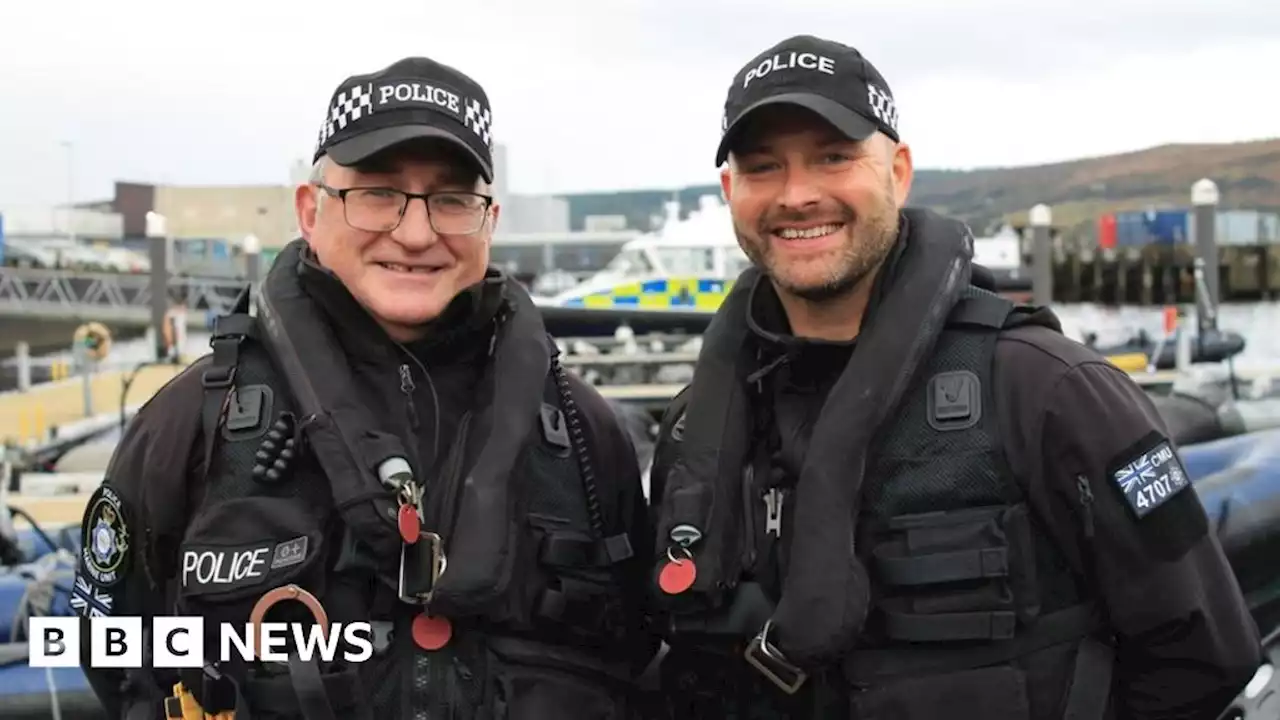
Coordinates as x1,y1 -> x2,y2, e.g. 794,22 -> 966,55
947,289 -> 1014,330
882,608 -> 1018,643
540,532 -> 634,568
844,602 -> 1105,683
875,546 -> 1009,586
198,313 -> 256,482
536,576 -> 614,628
287,655 -> 338,720
1060,636 -> 1115,719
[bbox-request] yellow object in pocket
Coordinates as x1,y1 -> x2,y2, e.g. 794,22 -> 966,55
165,682 -> 236,720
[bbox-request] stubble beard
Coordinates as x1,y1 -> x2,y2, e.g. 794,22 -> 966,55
737,194 -> 900,304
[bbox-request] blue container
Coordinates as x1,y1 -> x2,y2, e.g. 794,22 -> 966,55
1143,209 -> 1189,245
1114,211 -> 1151,247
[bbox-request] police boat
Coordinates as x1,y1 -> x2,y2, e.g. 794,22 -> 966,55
532,197 -> 1034,340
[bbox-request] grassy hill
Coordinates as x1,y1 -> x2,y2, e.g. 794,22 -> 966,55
561,137 -> 1280,236
912,138 -> 1280,232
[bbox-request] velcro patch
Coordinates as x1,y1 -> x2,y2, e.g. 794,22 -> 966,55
1110,435 -> 1190,519
181,535 -> 308,594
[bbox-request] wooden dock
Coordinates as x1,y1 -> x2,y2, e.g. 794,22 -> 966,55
0,362 -> 190,446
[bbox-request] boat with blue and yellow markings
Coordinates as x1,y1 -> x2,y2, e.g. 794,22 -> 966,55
534,196 -> 1031,337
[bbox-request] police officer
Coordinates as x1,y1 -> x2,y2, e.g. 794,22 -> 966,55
72,56 -> 658,719
647,35 -> 1263,719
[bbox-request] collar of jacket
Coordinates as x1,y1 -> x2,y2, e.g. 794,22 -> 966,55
292,241 -> 508,366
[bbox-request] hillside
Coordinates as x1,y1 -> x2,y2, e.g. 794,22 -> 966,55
911,138 -> 1280,232
561,137 -> 1280,235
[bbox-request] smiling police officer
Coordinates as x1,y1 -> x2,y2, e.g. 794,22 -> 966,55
71,56 -> 658,719
647,34 -> 1262,719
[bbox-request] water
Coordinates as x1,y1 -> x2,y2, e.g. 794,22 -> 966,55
4,302 -> 1279,394
1053,302 -> 1280,373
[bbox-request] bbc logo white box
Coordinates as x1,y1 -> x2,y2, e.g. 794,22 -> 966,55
90,617 -> 142,668
153,617 -> 205,668
29,618 -> 80,667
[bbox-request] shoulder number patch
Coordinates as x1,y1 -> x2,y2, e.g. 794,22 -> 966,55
1111,436 -> 1190,519
80,485 -> 132,587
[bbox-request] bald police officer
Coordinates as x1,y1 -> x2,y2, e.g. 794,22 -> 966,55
647,34 -> 1262,719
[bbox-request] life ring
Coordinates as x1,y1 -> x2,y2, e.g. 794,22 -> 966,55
72,322 -> 112,361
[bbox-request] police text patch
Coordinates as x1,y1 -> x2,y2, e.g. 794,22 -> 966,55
181,535 -> 308,594
1111,436 -> 1189,519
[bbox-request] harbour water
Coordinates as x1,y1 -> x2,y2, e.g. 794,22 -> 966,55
1053,301 -> 1280,373
3,300 -> 1277,396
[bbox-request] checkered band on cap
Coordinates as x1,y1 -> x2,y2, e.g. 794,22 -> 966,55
462,96 -> 492,148
317,83 -> 376,148
312,74 -> 496,162
867,84 -> 898,135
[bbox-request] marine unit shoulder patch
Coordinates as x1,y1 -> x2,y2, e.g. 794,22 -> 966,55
79,484 -> 133,588
1107,432 -> 1190,519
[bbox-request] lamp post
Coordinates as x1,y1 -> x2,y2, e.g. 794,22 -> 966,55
145,212 -> 171,362
61,141 -> 75,243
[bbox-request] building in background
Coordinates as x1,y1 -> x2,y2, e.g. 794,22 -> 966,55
152,184 -> 295,247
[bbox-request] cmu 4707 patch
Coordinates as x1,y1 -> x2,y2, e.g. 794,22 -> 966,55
1111,435 -> 1190,519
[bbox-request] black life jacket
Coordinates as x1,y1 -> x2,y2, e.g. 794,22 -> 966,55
659,287 -> 1115,720
168,286 -> 639,720
841,286 -> 1115,720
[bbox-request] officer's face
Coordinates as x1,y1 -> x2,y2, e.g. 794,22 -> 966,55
295,141 -> 499,342
722,107 -> 913,302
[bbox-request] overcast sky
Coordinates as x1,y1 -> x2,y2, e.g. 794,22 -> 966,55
1,0 -> 1277,208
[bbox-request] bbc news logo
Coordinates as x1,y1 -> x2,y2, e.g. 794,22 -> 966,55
29,617 -> 374,668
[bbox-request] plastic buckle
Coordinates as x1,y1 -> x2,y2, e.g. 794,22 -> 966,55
198,662 -> 237,714
201,364 -> 237,390
743,620 -> 807,694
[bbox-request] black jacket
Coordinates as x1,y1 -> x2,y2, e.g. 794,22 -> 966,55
74,251 -> 656,718
650,220 -> 1261,719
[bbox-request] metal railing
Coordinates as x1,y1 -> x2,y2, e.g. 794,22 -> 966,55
0,267 -> 245,323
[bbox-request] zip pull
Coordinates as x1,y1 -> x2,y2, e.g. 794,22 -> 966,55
1075,475 -> 1095,540
398,478 -> 423,544
764,488 -> 783,537
399,363 -> 420,428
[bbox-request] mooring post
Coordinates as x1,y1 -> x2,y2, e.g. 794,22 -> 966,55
1191,178 -> 1220,335
1030,203 -> 1053,305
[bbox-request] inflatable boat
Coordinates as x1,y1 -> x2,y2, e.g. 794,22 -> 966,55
1090,327 -> 1246,372
3,428 -> 1280,718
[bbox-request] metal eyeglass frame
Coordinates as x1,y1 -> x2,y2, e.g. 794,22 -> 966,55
313,182 -> 493,235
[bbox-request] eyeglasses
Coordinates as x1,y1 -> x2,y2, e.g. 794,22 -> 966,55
314,183 -> 493,235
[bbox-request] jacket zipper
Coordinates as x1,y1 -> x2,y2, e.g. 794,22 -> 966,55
399,364 -> 420,429
740,464 -> 758,571
433,412 -> 472,542
1076,474 -> 1095,539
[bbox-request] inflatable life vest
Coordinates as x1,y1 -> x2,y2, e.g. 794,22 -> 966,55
843,287 -> 1115,719
166,287 -> 638,719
